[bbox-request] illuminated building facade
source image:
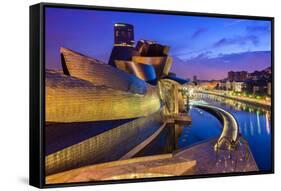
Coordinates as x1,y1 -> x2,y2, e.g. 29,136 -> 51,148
45,22 -> 190,177
114,60 -> 157,82
108,23 -> 183,85
233,82 -> 246,92
60,47 -> 146,94
228,71 -> 248,81
46,70 -> 161,122
136,40 -> 169,57
268,82 -> 271,95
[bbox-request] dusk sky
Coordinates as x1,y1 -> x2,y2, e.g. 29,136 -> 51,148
45,7 -> 271,80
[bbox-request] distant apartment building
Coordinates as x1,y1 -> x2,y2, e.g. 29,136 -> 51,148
248,68 -> 271,81
228,71 -> 248,81
218,81 -> 226,90
226,81 -> 233,90
228,71 -> 234,81
222,81 -> 245,92
193,75 -> 197,83
233,82 -> 246,92
267,82 -> 271,95
223,67 -> 271,95
244,80 -> 268,95
253,86 -> 263,94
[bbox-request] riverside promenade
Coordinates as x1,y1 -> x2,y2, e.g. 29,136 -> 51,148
198,90 -> 271,109
46,137 -> 257,184
46,104 -> 258,184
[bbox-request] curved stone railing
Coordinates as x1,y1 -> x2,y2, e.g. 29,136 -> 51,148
192,104 -> 239,150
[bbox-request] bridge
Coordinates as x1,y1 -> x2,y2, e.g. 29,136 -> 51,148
191,102 -> 239,150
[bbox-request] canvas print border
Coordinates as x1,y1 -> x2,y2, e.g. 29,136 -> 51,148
29,3 -> 274,188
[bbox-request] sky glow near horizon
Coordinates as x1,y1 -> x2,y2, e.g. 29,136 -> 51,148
45,7 -> 271,80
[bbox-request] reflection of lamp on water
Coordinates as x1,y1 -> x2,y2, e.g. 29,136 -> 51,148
249,119 -> 254,136
265,111 -> 271,135
256,111 -> 261,135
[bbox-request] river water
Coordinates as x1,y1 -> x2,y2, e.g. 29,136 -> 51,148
178,93 -> 272,171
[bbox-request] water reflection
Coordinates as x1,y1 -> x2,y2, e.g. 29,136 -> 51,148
136,123 -> 186,157
265,111 -> 271,135
179,93 -> 272,171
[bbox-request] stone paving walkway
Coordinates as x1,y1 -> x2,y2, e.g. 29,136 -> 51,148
176,138 -> 258,175
46,138 -> 257,184
46,154 -> 196,184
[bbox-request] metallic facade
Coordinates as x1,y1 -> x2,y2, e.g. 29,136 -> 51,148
45,22 -> 191,178
60,47 -> 147,94
108,25 -> 174,83
114,60 -> 157,81
132,56 -> 172,78
46,70 -> 161,122
45,110 -> 163,175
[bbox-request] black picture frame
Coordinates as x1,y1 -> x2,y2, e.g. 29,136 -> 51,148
30,2 -> 274,188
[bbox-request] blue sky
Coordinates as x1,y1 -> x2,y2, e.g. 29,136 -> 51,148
45,7 -> 271,80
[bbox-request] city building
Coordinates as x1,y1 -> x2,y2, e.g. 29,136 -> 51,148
193,75 -> 197,83
248,67 -> 271,81
233,82 -> 246,92
218,81 -> 227,90
228,71 -> 235,81
226,81 -> 233,90
228,71 -> 248,81
268,82 -> 271,95
244,79 -> 268,95
225,67 -> 271,95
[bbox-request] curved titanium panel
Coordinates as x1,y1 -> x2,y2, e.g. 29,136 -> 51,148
115,60 -> 157,82
132,56 -> 172,78
60,47 -> 146,94
45,70 -> 161,122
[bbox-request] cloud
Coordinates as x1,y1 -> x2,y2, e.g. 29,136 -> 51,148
171,51 -> 271,80
191,28 -> 207,39
213,35 -> 259,47
191,51 -> 213,60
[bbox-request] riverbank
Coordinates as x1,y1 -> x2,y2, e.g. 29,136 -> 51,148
46,137 -> 258,184
197,90 -> 271,109
187,92 -> 271,170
